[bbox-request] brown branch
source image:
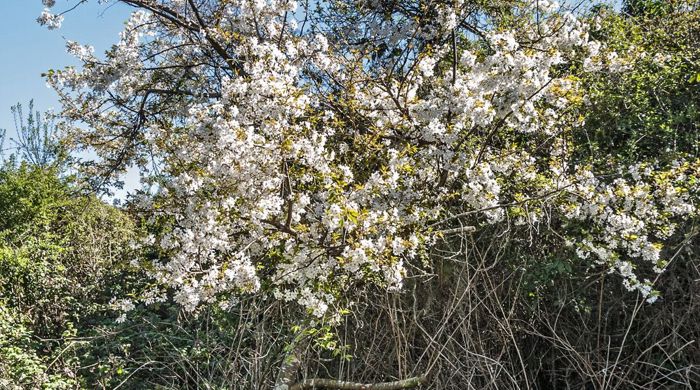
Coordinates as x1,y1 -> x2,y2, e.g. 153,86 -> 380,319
186,0 -> 236,68
289,374 -> 428,390
435,226 -> 476,236
121,0 -> 246,76
142,88 -> 221,98
275,342 -> 305,390
262,218 -> 298,237
451,29 -> 457,85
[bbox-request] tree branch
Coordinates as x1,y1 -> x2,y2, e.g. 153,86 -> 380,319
289,375 -> 428,390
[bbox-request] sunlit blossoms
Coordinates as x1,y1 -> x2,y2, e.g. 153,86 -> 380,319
42,0 -> 699,317
37,9 -> 63,30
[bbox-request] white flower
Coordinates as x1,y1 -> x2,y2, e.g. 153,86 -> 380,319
37,8 -> 63,30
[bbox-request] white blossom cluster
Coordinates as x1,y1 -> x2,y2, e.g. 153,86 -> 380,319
563,161 -> 698,302
37,9 -> 63,30
42,1 -> 699,317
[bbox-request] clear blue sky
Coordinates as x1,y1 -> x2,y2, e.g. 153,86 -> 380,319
0,0 -> 137,198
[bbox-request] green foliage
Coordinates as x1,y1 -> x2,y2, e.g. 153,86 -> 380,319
623,0 -> 674,17
581,3 -> 700,165
68,305 -> 259,389
0,162 -> 138,388
0,160 -> 282,389
0,305 -> 78,390
0,163 -> 135,331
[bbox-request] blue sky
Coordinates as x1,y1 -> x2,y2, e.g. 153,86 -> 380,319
0,0 -> 133,134
0,0 -> 137,198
